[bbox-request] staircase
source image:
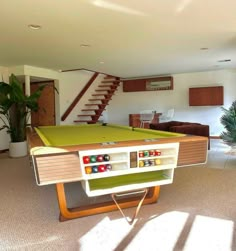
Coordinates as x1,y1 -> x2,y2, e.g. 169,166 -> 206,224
74,75 -> 121,124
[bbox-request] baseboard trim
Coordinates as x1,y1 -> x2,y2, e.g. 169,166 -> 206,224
0,149 -> 9,154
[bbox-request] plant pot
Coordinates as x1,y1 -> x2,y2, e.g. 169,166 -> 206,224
9,141 -> 28,158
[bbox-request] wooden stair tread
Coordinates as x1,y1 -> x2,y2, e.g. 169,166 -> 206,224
104,75 -> 116,79
81,109 -> 106,111
85,104 -> 107,106
92,94 -> 111,96
98,84 -> 114,87
95,89 -> 111,92
77,114 -> 101,117
74,74 -> 120,124
101,80 -> 121,84
85,103 -> 103,106
88,98 -> 111,101
104,75 -> 119,79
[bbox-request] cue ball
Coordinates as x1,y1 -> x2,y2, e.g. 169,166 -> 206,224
96,155 -> 104,162
83,156 -> 90,164
92,166 -> 99,173
90,155 -> 97,163
103,154 -> 110,161
98,165 -> 106,172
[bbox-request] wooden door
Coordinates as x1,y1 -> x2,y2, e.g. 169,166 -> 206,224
30,81 -> 56,127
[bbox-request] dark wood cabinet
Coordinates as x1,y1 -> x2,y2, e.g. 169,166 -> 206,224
129,113 -> 162,128
123,76 -> 173,92
189,86 -> 224,106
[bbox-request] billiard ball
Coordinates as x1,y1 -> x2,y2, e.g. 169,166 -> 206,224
155,150 -> 161,156
92,166 -> 99,173
144,160 -> 149,167
139,151 -> 144,157
139,160 -> 144,167
155,159 -> 161,165
90,155 -> 97,163
85,166 -> 92,174
149,159 -> 155,166
96,155 -> 104,162
83,156 -> 90,164
98,165 -> 106,172
106,164 -> 112,171
103,154 -> 110,161
149,150 -> 154,157
144,150 -> 149,157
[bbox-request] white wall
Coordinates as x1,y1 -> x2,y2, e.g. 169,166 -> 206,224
108,69 -> 236,136
59,71 -> 105,124
1,66 -> 236,150
0,67 -> 10,150
23,67 -> 236,137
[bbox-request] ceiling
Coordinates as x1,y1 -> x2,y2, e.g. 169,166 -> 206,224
1,0 -> 236,78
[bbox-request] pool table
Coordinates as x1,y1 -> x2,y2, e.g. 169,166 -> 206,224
27,123 -> 208,221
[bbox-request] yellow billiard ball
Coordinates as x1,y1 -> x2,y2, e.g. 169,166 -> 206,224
85,166 -> 92,174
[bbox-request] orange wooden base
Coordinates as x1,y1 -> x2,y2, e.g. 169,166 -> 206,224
56,183 -> 160,221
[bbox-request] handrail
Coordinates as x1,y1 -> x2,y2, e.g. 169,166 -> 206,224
61,72 -> 99,121
62,68 -> 118,78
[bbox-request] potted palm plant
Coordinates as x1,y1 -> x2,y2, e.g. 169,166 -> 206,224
0,74 -> 52,157
220,100 -> 236,147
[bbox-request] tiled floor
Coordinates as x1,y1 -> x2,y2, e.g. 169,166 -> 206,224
207,138 -> 236,169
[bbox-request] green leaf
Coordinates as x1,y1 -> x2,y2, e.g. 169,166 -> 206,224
0,74 -> 58,142
220,100 -> 236,146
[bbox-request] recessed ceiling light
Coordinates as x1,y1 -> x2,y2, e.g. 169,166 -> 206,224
217,59 -> 231,62
80,44 -> 91,47
100,61 -> 104,64
28,24 -> 42,30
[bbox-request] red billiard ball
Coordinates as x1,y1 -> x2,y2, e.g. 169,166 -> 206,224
155,150 -> 161,156
90,155 -> 97,163
103,154 -> 110,161
85,166 -> 92,174
139,151 -> 144,157
92,166 -> 99,173
96,155 -> 104,162
98,165 -> 106,172
83,156 -> 90,164
106,164 -> 112,171
149,150 -> 154,157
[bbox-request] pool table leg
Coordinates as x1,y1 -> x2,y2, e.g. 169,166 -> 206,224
55,183 -> 160,221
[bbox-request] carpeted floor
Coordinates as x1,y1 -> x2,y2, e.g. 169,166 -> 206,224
0,139 -> 236,251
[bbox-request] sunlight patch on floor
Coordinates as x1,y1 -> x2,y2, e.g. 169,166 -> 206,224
183,215 -> 234,251
126,211 -> 189,251
78,216 -> 133,251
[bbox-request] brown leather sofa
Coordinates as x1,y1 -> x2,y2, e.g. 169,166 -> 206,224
150,120 -> 210,149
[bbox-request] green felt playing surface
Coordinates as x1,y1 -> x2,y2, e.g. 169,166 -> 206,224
35,123 -> 184,146
88,170 -> 166,190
